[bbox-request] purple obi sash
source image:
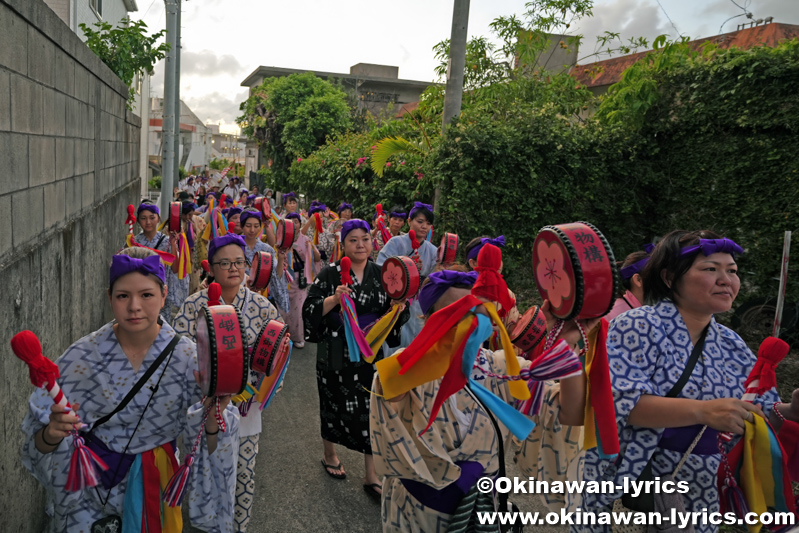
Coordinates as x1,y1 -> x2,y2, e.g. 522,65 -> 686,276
84,433 -> 177,490
659,425 -> 718,456
400,461 -> 485,515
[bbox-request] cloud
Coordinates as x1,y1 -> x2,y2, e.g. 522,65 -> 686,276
180,50 -> 247,78
182,90 -> 250,127
698,0 -> 799,35
574,0 -> 674,59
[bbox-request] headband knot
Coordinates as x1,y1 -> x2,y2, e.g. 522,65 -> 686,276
110,254 -> 165,287
341,219 -> 371,240
680,238 -> 744,258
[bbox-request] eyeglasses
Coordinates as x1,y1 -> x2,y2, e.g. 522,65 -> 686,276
213,259 -> 247,270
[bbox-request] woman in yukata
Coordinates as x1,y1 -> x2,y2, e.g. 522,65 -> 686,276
174,234 -> 283,533
132,200 -> 186,325
579,229 -> 799,533
376,202 -> 438,349
369,267 -> 593,532
284,212 -> 321,349
240,208 -> 289,315
303,219 -> 409,497
21,247 -> 239,532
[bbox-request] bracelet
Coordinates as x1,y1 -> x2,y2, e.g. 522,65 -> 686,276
773,403 -> 786,422
41,425 -> 63,447
205,427 -> 220,436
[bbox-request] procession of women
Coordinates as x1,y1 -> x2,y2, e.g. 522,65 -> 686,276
12,172 -> 799,533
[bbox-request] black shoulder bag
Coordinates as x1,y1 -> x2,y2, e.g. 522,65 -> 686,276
620,325 -> 709,513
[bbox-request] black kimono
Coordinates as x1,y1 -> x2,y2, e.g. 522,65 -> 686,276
302,259 -> 409,453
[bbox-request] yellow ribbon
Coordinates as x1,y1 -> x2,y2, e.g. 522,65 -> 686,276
482,301 -> 529,401
581,324 -> 600,451
153,445 -> 182,533
363,305 -> 403,363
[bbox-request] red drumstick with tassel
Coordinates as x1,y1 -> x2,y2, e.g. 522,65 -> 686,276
10,331 -> 108,491
125,204 -> 136,235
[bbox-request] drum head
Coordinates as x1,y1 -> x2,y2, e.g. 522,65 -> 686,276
276,219 -> 296,251
381,256 -> 420,300
248,251 -> 273,291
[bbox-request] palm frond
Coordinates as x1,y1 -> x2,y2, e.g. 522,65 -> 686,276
370,137 -> 425,177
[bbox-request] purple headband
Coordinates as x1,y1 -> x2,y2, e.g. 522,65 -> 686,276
680,238 -> 744,258
247,194 -> 256,202
338,202 -> 353,213
181,202 -> 197,214
341,219 -> 371,240
240,210 -> 262,227
309,204 -> 327,215
389,211 -> 406,219
137,203 -> 160,217
224,196 -> 234,205
418,270 -> 478,315
240,188 -> 248,194
283,192 -> 297,204
466,235 -> 505,263
285,212 -> 302,222
208,233 -> 246,262
227,207 -> 243,218
109,254 -> 165,287
620,257 -> 650,280
409,201 -> 433,220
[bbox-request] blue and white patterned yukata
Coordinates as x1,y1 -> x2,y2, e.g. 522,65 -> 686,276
579,299 -> 780,533
376,234 -> 438,349
174,286 -> 282,533
244,240 -> 290,314
21,321 -> 240,533
133,231 -> 189,324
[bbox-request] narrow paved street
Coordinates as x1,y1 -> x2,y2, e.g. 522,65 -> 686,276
187,342 -> 562,533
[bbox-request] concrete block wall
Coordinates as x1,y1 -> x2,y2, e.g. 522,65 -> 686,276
0,0 -> 141,530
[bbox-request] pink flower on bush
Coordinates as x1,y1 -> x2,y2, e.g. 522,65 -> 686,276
400,161 -> 406,166
371,145 -> 377,150
297,158 -> 303,163
356,157 -> 367,168
386,162 -> 391,167
535,240 -> 572,309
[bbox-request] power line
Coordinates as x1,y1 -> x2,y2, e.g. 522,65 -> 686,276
142,0 -> 158,18
655,0 -> 682,37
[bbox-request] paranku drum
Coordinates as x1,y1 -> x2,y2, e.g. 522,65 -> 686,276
248,251 -> 273,291
532,221 -> 619,320
381,256 -> 421,300
438,233 -> 459,264
196,305 -> 249,396
275,219 -> 296,251
510,306 -> 547,354
250,320 -> 290,375
254,197 -> 271,219
169,202 -> 182,233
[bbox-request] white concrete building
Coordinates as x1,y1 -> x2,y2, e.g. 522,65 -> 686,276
43,0 -> 137,37
150,98 -> 211,175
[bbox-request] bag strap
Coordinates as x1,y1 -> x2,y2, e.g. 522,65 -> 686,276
664,324 -> 710,399
155,233 -> 167,251
672,425 -> 707,477
92,334 -> 182,431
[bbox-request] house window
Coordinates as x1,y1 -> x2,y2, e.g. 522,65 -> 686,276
91,0 -> 103,18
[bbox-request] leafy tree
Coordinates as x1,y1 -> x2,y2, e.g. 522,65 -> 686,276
237,73 -> 352,188
80,18 -> 169,108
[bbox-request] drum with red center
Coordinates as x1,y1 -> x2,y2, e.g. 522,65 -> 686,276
196,304 -> 249,396
254,197 -> 271,219
510,306 -> 547,354
250,320 -> 290,375
532,221 -> 619,320
381,256 -> 421,300
248,251 -> 273,291
275,219 -> 296,251
169,201 -> 181,233
438,233 -> 459,264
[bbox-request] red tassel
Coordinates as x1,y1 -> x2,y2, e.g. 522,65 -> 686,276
220,194 -> 227,206
163,453 -> 195,507
11,331 -> 61,388
409,230 -> 420,251
340,257 -> 353,285
201,259 -> 210,273
746,336 -> 790,394
65,434 -> 108,491
471,244 -> 515,318
228,221 -> 235,234
208,283 -> 222,306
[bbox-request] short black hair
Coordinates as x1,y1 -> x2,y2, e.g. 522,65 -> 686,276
389,205 -> 406,219
641,229 -> 724,304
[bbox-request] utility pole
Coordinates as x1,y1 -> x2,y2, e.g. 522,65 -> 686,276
434,0 -> 470,211
173,0 -> 182,184
161,0 -> 179,213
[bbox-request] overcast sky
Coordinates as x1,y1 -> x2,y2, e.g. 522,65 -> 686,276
131,0 -> 798,134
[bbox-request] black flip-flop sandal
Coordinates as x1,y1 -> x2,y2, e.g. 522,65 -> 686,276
363,483 -> 382,499
320,459 -> 346,479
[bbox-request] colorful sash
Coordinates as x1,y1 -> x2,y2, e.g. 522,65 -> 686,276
581,319 -> 619,459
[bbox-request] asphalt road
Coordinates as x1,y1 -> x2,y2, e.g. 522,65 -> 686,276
189,342 -> 562,533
